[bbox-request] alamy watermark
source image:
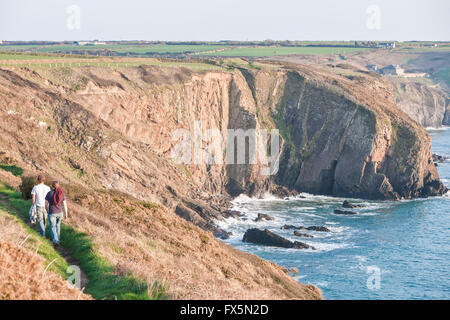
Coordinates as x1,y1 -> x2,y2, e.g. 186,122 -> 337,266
366,265 -> 381,290
171,121 -> 280,176
67,265 -> 81,289
366,4 -> 381,30
66,5 -> 81,30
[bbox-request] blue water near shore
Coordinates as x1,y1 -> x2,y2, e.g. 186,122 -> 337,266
219,127 -> 450,300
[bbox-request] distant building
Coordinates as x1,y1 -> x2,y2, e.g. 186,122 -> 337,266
378,64 -> 403,75
74,40 -> 106,46
424,43 -> 437,47
377,42 -> 396,49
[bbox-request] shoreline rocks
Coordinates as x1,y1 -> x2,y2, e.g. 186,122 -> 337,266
280,224 -> 330,232
254,213 -> 275,223
293,231 -> 314,238
342,200 -> 363,208
334,209 -> 358,215
243,228 -> 315,250
433,153 -> 449,164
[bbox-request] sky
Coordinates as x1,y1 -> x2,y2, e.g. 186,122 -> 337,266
0,0 -> 449,41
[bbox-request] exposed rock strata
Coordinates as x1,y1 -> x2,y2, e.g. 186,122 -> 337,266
0,63 -> 446,229
243,228 -> 315,250
391,81 -> 448,128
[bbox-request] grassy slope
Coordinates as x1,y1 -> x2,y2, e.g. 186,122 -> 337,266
0,181 -> 159,300
432,67 -> 450,89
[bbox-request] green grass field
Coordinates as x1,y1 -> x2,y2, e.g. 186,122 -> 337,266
0,52 -> 66,60
0,52 -> 223,71
2,43 -> 372,57
2,44 -> 229,55
202,46 -> 370,57
112,44 -> 228,54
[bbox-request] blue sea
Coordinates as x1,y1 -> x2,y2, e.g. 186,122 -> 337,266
219,127 -> 450,300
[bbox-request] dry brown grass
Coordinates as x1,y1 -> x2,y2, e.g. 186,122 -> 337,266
0,242 -> 91,300
67,191 -> 322,300
0,207 -> 91,300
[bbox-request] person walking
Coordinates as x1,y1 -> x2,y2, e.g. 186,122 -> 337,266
45,181 -> 68,247
31,174 -> 51,237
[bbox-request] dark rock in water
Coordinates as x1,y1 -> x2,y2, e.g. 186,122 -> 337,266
254,213 -> 275,222
334,209 -> 358,215
281,224 -> 299,230
214,230 -> 233,240
293,231 -> 314,238
433,153 -> 449,163
223,210 -> 244,219
281,224 -> 330,232
342,200 -> 363,208
243,228 -> 315,250
292,241 -> 315,250
304,226 -> 330,232
271,185 -> 300,198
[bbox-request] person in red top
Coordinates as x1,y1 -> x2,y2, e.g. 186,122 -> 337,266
45,181 -> 68,247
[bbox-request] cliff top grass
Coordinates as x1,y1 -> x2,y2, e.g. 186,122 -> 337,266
0,53 -> 225,71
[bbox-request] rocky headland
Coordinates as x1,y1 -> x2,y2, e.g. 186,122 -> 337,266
0,59 -> 447,299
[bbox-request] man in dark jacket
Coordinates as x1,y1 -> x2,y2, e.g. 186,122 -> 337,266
45,181 -> 68,247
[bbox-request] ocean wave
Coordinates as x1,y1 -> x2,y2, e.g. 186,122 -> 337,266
231,193 -> 284,204
426,126 -> 450,131
311,241 -> 351,252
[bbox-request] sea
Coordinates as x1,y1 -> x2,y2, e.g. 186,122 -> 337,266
218,127 -> 450,299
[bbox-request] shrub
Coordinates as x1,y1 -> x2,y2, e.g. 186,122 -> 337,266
0,164 -> 23,177
19,176 -> 37,200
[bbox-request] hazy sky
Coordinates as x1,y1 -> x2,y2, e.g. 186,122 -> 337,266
1,0 -> 449,41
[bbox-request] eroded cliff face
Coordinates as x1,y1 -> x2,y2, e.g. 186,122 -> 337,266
0,63 -> 446,205
0,62 -> 446,298
0,66 -> 323,299
390,81 -> 448,128
244,65 -> 447,200
443,99 -> 450,126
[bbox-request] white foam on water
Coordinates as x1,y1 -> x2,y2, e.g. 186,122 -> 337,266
327,226 -> 349,233
291,212 -> 322,219
297,206 -> 317,210
426,126 -> 450,131
355,255 -> 367,263
312,241 -> 350,252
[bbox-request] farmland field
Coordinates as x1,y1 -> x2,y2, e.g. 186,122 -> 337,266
0,53 -> 223,71
1,44 -> 229,55
201,46 -> 371,57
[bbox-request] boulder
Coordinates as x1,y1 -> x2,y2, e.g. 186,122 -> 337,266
280,224 -> 330,232
280,224 -> 298,230
223,210 -> 244,219
304,226 -> 330,232
342,200 -> 363,208
243,228 -> 315,250
175,205 -> 231,239
254,213 -> 275,222
334,209 -> 358,215
293,231 -> 314,238
433,153 -> 449,163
